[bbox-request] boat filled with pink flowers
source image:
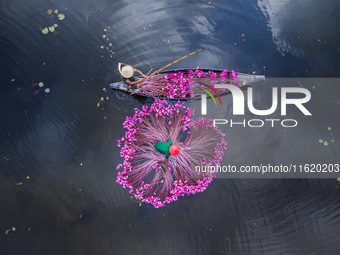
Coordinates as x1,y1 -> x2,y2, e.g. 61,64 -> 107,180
110,68 -> 265,100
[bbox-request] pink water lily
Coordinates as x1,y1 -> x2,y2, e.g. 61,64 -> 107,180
132,68 -> 239,99
116,99 -> 228,208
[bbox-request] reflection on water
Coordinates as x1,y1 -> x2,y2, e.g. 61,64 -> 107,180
1,0 -> 340,254
257,0 -> 340,75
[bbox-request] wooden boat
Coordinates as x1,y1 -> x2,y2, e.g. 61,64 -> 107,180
110,69 -> 265,100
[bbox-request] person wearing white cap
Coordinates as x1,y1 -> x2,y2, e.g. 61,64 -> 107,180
118,63 -> 147,88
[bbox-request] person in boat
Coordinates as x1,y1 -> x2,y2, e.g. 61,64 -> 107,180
118,63 -> 147,88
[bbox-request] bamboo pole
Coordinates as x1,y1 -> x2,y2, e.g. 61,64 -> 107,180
126,49 -> 202,92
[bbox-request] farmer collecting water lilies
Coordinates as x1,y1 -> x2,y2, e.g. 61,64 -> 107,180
118,49 -> 203,92
118,63 -> 147,88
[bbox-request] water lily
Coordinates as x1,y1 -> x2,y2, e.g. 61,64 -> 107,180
58,14 -> 65,20
49,26 -> 55,32
133,68 -> 239,99
42,28 -> 49,34
38,82 -> 44,88
116,99 -> 227,208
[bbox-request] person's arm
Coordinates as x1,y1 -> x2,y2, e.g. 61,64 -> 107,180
125,79 -> 140,85
134,69 -> 147,78
125,79 -> 141,89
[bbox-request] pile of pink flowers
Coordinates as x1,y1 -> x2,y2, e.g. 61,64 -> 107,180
133,67 -> 239,99
116,99 -> 228,208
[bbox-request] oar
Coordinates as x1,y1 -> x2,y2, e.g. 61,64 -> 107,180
126,49 -> 202,92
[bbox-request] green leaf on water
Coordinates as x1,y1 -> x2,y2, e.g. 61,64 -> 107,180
39,82 -> 44,88
49,26 -> 55,32
323,141 -> 328,146
319,139 -> 323,143
53,24 -> 58,27
328,127 -> 332,131
58,14 -> 65,20
42,28 -> 49,34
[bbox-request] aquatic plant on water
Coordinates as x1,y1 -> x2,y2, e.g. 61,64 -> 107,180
116,99 -> 228,208
132,67 -> 239,99
41,9 -> 65,35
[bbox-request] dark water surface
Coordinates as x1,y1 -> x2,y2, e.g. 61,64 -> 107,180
1,0 -> 340,254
